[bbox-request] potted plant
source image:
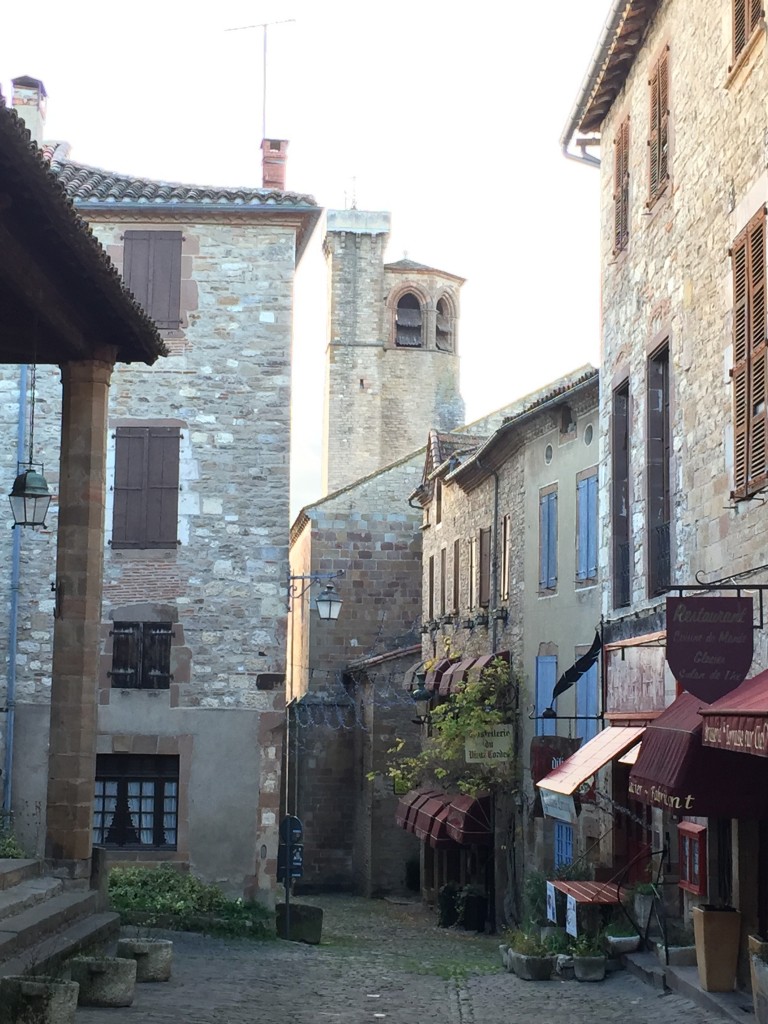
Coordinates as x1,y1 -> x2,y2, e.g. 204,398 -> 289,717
456,883 -> 487,932
0,976 -> 79,1024
117,924 -> 173,983
69,956 -> 137,1007
505,930 -> 555,981
437,882 -> 460,928
603,919 -> 641,956
572,933 -> 607,982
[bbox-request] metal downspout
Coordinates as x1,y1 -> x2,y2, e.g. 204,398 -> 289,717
3,364 -> 28,818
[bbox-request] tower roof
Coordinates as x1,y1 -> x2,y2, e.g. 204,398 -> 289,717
385,257 -> 465,283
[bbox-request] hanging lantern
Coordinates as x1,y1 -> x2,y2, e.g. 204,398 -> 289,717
9,466 -> 51,528
314,584 -> 342,621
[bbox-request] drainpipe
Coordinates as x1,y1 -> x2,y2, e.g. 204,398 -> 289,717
476,457 -> 501,654
3,365 -> 28,818
559,0 -> 629,169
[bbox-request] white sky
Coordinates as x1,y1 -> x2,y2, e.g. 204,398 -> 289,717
1,0 -> 608,517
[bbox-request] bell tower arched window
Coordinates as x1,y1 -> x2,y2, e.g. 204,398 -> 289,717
395,293 -> 423,347
436,297 -> 454,351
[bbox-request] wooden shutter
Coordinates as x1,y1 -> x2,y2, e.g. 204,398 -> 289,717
612,385 -> 631,605
113,426 -> 180,549
748,210 -> 768,488
110,623 -> 141,687
733,227 -> 750,493
123,231 -> 182,329
576,661 -> 599,742
452,538 -> 460,613
535,655 -> 557,737
468,537 -> 476,609
428,555 -> 435,620
613,119 -> 630,254
143,624 -> 173,690
649,52 -> 669,205
577,476 -> 598,581
734,0 -> 762,59
539,491 -> 558,589
439,548 -> 447,616
479,527 -> 491,607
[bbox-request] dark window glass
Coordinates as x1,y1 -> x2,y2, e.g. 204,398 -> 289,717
93,754 -> 178,849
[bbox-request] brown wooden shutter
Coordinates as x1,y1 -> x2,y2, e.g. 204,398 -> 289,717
439,548 -> 447,616
613,120 -> 629,254
479,527 -> 491,608
452,538 -> 460,613
750,0 -> 763,36
733,226 -> 750,494
748,209 -> 768,487
113,426 -> 179,549
428,555 -> 435,620
733,0 -> 761,58
123,231 -> 182,329
649,52 -> 669,205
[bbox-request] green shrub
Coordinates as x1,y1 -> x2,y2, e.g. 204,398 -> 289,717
521,871 -> 548,926
108,864 -> 273,939
0,831 -> 26,858
505,929 -> 550,956
571,932 -> 603,956
604,918 -> 640,938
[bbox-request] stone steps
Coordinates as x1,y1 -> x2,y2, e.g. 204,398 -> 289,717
0,890 -> 100,962
0,911 -> 120,979
0,876 -> 63,924
0,859 -> 41,891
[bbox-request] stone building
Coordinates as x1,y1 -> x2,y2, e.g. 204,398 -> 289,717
405,368 -> 600,924
2,77 -> 320,902
559,0 -> 768,985
322,209 -> 465,495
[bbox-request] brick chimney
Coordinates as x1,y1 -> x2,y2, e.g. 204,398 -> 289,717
261,139 -> 288,190
11,76 -> 47,146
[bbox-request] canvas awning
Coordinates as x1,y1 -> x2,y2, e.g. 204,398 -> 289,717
424,658 -> 455,693
536,726 -> 645,796
395,789 -> 443,833
700,668 -> 768,757
629,692 -> 768,817
445,794 -> 492,846
395,791 -> 492,846
438,658 -> 476,695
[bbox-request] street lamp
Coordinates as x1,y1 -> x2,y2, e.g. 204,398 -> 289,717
9,464 -> 51,528
410,666 -> 432,725
315,583 -> 342,621
287,569 -> 345,620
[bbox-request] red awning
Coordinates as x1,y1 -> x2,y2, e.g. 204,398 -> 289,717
427,803 -> 453,848
413,795 -> 450,843
395,789 -> 443,833
445,794 -> 492,845
537,726 -> 645,795
466,652 -> 508,684
700,668 -> 768,756
438,658 -> 477,695
424,658 -> 455,693
629,692 -> 768,817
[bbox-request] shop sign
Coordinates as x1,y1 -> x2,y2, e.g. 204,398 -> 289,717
702,715 -> 768,757
666,596 -> 753,702
530,735 -> 582,784
465,725 -> 513,763
539,788 -> 578,822
628,777 -> 696,812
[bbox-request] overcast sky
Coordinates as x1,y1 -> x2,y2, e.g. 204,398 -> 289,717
2,0 -> 608,516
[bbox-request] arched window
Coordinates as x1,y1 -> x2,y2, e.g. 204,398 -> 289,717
436,296 -> 453,351
395,293 -> 423,347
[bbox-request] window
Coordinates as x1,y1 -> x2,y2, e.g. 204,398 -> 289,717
733,0 -> 762,63
576,660 -> 599,743
110,622 -> 173,690
93,754 -> 178,849
123,231 -> 182,329
479,527 -> 492,608
500,514 -> 511,602
428,555 -> 435,621
732,208 -> 767,499
648,50 -> 669,206
554,822 -> 574,870
678,822 -> 707,895
613,118 -> 630,254
112,426 -> 180,549
576,471 -> 598,583
439,548 -> 447,617
612,383 -> 631,607
452,538 -> 460,613
536,655 -> 557,737
539,487 -> 558,592
436,297 -> 454,351
647,345 -> 671,594
435,479 -> 442,524
395,293 -> 423,347
468,536 -> 477,609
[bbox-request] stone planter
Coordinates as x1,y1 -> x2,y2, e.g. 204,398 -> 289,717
749,935 -> 768,1024
634,893 -> 658,935
116,937 -> 173,982
509,951 -> 555,981
0,976 -> 79,1024
276,903 -> 323,944
573,955 -> 607,982
692,906 -> 741,992
655,942 -> 697,966
70,956 -> 137,1007
605,934 -> 641,956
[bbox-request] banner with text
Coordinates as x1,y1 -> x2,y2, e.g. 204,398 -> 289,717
666,596 -> 753,702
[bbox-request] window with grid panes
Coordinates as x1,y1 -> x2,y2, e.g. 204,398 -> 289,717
733,0 -> 763,63
110,622 -> 173,689
613,118 -> 630,255
93,754 -> 178,849
554,822 -> 574,870
648,50 -> 670,207
731,208 -> 768,499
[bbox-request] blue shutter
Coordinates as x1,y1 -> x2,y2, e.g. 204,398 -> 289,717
547,492 -> 558,588
576,662 -> 600,742
554,822 -> 574,870
586,474 -> 598,579
536,655 -> 557,736
540,491 -> 558,589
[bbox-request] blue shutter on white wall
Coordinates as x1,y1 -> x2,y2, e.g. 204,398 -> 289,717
577,474 -> 598,581
536,655 -> 557,736
539,491 -> 558,589
576,662 -> 600,742
554,822 -> 574,869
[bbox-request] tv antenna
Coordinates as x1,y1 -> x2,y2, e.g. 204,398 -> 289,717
225,18 -> 296,141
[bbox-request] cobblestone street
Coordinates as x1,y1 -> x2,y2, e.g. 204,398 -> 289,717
72,894 -> 734,1024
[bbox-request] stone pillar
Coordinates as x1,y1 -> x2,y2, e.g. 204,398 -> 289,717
45,354 -> 116,878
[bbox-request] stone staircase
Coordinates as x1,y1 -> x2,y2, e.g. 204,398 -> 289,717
0,858 -> 119,978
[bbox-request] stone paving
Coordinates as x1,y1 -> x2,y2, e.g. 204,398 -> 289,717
76,894 -> 728,1024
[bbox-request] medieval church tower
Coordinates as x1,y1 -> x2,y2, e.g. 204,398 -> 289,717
321,209 -> 465,494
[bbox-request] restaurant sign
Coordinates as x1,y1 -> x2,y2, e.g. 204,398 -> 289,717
666,596 -> 753,702
702,716 -> 768,757
465,725 -> 514,763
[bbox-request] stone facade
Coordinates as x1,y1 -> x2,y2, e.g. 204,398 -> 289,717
322,210 -> 464,495
0,97 -> 319,901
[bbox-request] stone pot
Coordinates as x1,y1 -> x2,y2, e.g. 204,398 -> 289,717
0,976 -> 79,1024
605,934 -> 641,956
573,955 -> 607,982
510,952 -> 555,981
116,937 -> 173,982
70,956 -> 137,1007
749,935 -> 768,1024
